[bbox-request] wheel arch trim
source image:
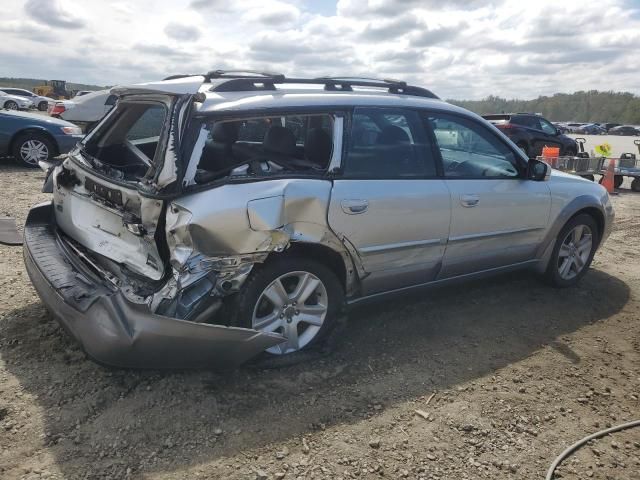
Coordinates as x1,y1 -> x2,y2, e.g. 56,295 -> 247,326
534,195 -> 610,273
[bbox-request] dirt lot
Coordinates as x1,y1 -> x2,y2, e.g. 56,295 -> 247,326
0,159 -> 638,480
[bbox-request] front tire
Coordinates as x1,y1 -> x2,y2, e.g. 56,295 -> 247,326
38,101 -> 48,111
545,214 -> 599,288
11,133 -> 55,168
231,256 -> 343,355
631,178 -> 640,192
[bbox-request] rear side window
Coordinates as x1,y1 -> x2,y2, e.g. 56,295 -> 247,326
193,113 -> 335,183
427,113 -> 520,178
344,107 -> 437,178
512,116 -> 541,129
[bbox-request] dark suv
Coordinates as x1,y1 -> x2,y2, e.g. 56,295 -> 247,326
483,113 -> 577,158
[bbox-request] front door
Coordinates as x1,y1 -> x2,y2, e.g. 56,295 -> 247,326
425,112 -> 551,278
328,107 -> 451,295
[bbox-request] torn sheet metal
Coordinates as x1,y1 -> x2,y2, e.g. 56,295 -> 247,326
23,203 -> 284,369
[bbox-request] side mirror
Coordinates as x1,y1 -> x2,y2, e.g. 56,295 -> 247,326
527,159 -> 551,181
555,128 -> 562,136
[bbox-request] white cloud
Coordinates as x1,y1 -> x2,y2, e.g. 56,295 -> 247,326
0,0 -> 638,100
164,22 -> 201,41
24,0 -> 85,29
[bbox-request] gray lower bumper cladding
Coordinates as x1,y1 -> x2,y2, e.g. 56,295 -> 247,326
23,203 -> 284,369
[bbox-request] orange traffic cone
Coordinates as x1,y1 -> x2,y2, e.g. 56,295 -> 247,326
600,158 -> 617,194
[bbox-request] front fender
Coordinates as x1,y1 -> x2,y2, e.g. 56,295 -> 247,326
534,193 -> 612,273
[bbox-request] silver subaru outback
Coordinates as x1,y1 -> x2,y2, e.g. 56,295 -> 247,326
23,71 -> 614,368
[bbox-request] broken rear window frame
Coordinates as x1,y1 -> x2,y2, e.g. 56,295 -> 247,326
180,107 -> 347,190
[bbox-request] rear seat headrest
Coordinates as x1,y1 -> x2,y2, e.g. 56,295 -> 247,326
305,128 -> 332,165
211,121 -> 239,144
263,125 -> 297,156
378,125 -> 410,145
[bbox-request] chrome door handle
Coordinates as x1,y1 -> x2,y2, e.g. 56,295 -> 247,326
460,194 -> 480,207
341,199 -> 369,214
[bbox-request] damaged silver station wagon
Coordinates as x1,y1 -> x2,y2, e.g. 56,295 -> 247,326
23,71 -> 614,368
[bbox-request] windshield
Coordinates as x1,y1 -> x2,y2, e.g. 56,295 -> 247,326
80,101 -> 167,182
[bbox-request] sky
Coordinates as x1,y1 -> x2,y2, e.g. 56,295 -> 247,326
1,0 -> 639,99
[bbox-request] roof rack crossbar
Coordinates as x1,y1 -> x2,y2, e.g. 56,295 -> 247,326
208,76 -> 439,99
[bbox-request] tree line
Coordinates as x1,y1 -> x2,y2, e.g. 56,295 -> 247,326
449,91 -> 640,124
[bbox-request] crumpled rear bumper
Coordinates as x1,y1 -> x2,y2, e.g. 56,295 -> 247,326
23,202 -> 284,369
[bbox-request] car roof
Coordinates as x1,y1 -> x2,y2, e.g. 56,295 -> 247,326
195,86 -> 463,116
116,73 -> 477,119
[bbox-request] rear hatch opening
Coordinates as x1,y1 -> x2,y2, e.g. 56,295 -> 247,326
51,92 -> 192,284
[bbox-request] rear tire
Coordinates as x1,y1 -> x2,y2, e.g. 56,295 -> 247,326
37,101 -> 48,111
631,178 -> 640,192
231,256 -> 344,355
545,214 -> 599,288
4,100 -> 18,110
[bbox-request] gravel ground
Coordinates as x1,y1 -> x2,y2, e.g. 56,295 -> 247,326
0,159 -> 638,480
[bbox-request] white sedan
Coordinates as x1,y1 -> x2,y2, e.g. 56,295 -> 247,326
0,87 -> 53,111
0,90 -> 34,111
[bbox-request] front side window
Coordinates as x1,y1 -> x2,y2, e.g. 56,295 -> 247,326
427,113 -> 520,178
344,107 -> 436,178
193,113 -> 335,183
539,118 -> 557,135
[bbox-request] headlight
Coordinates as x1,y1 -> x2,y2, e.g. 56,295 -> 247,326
61,126 -> 82,135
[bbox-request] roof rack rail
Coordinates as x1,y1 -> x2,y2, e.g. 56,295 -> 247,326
206,70 -> 285,81
207,75 -> 439,99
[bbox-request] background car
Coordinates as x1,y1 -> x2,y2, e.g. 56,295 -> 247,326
0,87 -> 53,111
483,113 -> 578,157
0,90 -> 34,111
609,125 -> 640,136
575,123 -> 607,135
0,110 -> 84,167
49,89 -> 117,132
600,122 -> 621,132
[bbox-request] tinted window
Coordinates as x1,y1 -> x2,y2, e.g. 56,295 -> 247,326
513,116 -> 541,129
126,104 -> 165,142
539,118 -> 557,135
345,108 -> 436,178
428,113 -> 520,178
105,95 -> 118,106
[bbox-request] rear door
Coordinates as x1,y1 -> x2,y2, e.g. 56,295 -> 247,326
328,107 -> 451,295
425,111 -> 551,278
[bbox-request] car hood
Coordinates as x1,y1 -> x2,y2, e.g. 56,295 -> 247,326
549,168 -> 592,183
0,109 -> 79,128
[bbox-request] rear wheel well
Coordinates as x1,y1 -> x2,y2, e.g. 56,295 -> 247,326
269,242 -> 347,291
9,128 -> 59,157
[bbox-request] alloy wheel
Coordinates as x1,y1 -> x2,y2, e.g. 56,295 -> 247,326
19,139 -> 49,166
252,271 -> 328,355
557,224 -> 593,280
